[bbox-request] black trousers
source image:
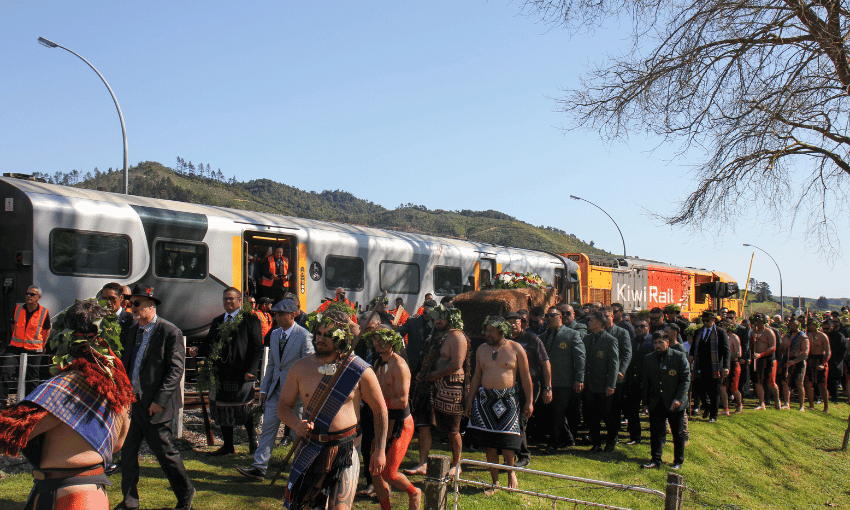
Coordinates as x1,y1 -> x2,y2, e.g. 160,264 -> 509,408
120,402 -> 194,508
649,403 -> 685,465
697,375 -> 720,419
622,383 -> 643,441
0,347 -> 43,406
587,392 -> 616,447
608,382 -> 625,436
516,382 -> 540,461
549,387 -> 579,447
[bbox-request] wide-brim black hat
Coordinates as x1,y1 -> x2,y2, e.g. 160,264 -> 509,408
128,284 -> 161,305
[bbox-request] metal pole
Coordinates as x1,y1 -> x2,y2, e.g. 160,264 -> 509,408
743,244 -> 783,317
37,37 -> 128,194
570,195 -> 626,258
17,352 -> 28,402
742,252 -> 755,316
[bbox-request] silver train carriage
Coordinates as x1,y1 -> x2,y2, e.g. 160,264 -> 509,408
0,175 -> 580,342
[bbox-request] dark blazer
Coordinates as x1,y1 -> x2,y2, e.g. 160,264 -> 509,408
584,330 -> 619,393
606,324 -> 632,377
203,312 -> 264,381
540,325 -> 585,388
117,309 -> 136,356
691,325 -> 730,378
642,348 -> 690,411
122,316 -> 185,424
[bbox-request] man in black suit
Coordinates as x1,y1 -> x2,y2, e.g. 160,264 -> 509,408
690,310 -> 729,422
116,285 -> 195,510
199,287 -> 263,456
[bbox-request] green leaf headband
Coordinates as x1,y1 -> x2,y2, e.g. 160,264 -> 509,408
427,304 -> 464,330
363,326 -> 404,353
482,316 -> 512,338
306,310 -> 354,351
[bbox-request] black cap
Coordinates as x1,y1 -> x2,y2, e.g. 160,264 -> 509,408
505,311 -> 521,320
128,284 -> 161,305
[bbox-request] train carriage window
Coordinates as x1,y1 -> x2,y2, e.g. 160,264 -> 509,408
325,255 -> 364,291
379,261 -> 420,294
433,266 -> 462,295
154,240 -> 208,280
50,229 -> 130,277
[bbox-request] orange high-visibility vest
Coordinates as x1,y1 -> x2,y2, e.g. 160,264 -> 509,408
10,304 -> 50,351
255,310 -> 273,338
260,256 -> 289,288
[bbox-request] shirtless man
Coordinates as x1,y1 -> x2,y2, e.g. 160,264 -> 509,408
278,310 -> 388,510
0,300 -> 133,510
406,305 -> 469,478
465,317 -> 533,495
720,321 -> 743,415
366,326 -> 421,510
780,318 -> 809,412
804,320 -> 831,413
751,314 -> 780,410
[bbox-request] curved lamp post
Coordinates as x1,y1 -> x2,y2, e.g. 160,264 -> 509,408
743,243 -> 784,316
570,195 -> 626,258
38,37 -> 128,194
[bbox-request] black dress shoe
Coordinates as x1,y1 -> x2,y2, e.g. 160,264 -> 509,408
237,466 -> 266,480
670,463 -> 683,470
604,442 -> 617,453
207,445 -> 235,457
625,439 -> 640,446
589,445 -> 602,453
249,440 -> 259,454
104,463 -> 120,475
514,457 -> 530,468
708,418 -> 717,423
641,461 -> 661,469
280,436 -> 292,447
174,488 -> 196,510
702,409 -> 710,419
113,504 -> 139,510
544,446 -> 557,455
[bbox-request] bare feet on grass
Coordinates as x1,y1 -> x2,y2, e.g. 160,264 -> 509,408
403,463 -> 427,476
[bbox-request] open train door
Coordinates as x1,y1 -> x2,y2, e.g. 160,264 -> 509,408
243,231 -> 298,300
474,257 -> 497,291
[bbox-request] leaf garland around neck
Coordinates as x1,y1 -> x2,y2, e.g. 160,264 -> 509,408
197,302 -> 251,392
49,298 -> 124,382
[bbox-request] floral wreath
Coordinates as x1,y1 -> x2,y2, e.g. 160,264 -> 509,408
197,301 -> 252,392
807,318 -> 822,329
49,298 -> 124,380
482,271 -> 546,291
305,310 -> 354,351
482,316 -> 512,338
427,305 -> 464,331
368,295 -> 389,310
363,327 -> 404,353
326,299 -> 356,317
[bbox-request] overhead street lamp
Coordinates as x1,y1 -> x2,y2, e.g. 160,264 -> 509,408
743,243 -> 784,316
569,195 -> 626,258
37,36 -> 129,194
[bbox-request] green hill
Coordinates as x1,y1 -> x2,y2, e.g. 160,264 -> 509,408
56,161 -> 608,256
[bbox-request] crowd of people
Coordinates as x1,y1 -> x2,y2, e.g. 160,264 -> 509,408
2,277 -> 850,510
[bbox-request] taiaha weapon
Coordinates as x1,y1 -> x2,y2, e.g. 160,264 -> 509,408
192,353 -> 215,446
268,317 -> 368,486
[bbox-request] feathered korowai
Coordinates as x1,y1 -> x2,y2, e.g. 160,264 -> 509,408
0,403 -> 47,457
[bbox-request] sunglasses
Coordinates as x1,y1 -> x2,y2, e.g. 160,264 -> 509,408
131,300 -> 149,308
635,324 -> 647,328
545,313 -> 561,318
26,292 -> 38,297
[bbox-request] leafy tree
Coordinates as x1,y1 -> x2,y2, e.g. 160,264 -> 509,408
522,0 -> 850,255
816,295 -> 829,309
756,282 -> 773,303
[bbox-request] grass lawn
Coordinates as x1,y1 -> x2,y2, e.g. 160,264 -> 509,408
2,401 -> 850,510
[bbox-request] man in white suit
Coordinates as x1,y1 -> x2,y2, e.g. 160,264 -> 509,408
237,299 -> 313,480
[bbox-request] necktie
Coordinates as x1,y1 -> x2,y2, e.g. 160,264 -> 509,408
279,333 -> 288,358
225,314 -> 232,322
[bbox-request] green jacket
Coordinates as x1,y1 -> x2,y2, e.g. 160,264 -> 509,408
606,324 -> 632,377
540,326 -> 585,388
566,320 -> 587,339
584,330 -> 619,393
642,348 -> 690,411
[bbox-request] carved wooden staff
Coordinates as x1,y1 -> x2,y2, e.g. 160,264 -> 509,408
192,353 -> 215,446
269,319 -> 369,485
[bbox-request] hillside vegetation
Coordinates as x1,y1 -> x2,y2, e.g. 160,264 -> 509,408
54,162 -> 610,256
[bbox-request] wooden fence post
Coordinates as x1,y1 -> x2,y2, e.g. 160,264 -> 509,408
423,455 -> 450,510
665,473 -> 684,510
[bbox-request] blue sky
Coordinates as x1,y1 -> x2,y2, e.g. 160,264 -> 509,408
2,0 -> 846,301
